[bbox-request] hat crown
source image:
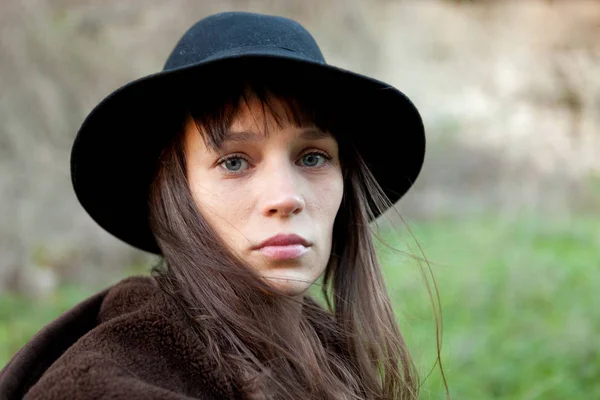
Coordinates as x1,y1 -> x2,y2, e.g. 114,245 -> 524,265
163,12 -> 325,71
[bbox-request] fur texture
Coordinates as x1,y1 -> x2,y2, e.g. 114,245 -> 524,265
0,276 -> 246,399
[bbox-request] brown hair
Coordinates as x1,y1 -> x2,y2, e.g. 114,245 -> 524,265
149,66 -> 421,399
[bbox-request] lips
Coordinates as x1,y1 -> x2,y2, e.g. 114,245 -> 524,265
254,234 -> 311,261
255,234 -> 310,249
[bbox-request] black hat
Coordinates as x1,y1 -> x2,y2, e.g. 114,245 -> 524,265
71,11 -> 425,254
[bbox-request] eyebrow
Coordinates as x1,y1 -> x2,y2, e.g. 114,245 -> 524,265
223,127 -> 332,143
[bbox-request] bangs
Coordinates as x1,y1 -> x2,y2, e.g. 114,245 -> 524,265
184,70 -> 341,152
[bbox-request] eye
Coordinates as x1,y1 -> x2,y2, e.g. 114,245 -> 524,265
218,155 -> 250,173
299,152 -> 329,168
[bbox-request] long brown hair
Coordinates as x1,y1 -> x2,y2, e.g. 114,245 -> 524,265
149,65 -> 420,399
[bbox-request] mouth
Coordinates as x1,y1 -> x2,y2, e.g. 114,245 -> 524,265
253,234 -> 311,261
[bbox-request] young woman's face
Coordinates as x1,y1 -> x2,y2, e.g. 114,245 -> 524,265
183,96 -> 344,297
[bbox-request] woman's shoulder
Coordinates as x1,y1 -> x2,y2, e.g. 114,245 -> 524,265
97,275 -> 163,321
1,275 -> 232,399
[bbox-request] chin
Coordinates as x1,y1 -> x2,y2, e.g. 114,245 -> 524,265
265,275 -> 312,297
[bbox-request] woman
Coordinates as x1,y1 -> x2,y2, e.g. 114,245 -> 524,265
0,11 -> 427,399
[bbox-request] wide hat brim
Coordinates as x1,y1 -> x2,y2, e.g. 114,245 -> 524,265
71,46 -> 425,254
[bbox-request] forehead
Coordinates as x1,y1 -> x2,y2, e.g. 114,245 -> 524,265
229,94 -> 313,134
184,90 -> 335,150
233,94 -> 285,125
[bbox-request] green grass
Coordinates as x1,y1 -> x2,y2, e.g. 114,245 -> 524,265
377,213 -> 600,399
1,213 -> 599,399
0,284 -> 100,367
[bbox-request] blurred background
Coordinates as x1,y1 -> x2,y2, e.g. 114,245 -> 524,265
1,0 -> 599,398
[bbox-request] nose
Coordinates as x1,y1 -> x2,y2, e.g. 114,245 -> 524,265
260,167 -> 305,218
263,193 -> 304,217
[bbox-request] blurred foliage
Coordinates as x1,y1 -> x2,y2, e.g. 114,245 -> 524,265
0,284 -> 98,366
380,213 -> 600,399
2,213 -> 599,398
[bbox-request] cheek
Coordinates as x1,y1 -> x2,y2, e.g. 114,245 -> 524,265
313,172 -> 344,235
188,171 -> 251,236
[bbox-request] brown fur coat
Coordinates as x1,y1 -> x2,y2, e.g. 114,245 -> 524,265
0,276 -> 335,399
